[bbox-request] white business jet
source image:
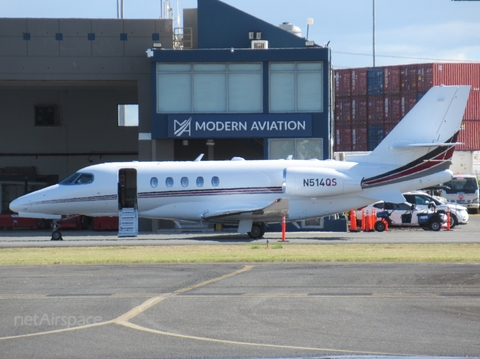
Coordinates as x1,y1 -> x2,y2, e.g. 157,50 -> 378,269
10,85 -> 470,240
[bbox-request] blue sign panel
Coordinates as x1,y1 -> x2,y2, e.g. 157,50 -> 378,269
167,114 -> 312,139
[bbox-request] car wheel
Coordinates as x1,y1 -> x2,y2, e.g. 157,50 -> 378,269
374,221 -> 386,232
429,220 -> 441,231
449,214 -> 457,228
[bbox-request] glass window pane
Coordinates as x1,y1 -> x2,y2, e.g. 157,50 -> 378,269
193,73 -> 226,112
193,64 -> 226,72
295,139 -> 323,159
211,176 -> 220,187
297,72 -> 323,112
150,177 -> 158,188
269,139 -> 295,159
271,63 -> 295,71
118,104 -> 138,126
229,73 -> 262,112
157,63 -> 190,72
229,63 -> 262,72
297,62 -> 322,71
157,73 -> 191,112
196,176 -> 204,187
270,72 -> 295,112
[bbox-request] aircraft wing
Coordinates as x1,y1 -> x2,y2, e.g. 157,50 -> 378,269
201,197 -> 289,222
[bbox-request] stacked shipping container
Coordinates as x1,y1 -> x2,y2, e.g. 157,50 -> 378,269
334,63 -> 480,152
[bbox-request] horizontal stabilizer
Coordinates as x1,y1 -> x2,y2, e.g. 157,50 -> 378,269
202,198 -> 289,221
391,142 -> 463,149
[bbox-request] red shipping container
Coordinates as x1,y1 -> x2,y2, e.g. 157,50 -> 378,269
335,125 -> 352,151
351,96 -> 368,125
367,96 -> 385,125
335,69 -> 352,96
384,66 -> 401,94
384,123 -> 398,136
433,63 -> 480,90
456,120 -> 480,151
401,94 -> 417,117
416,63 -> 434,93
400,64 -> 418,93
94,216 -> 119,231
337,97 -> 352,125
385,94 -> 402,124
352,126 -> 368,151
351,68 -> 368,96
463,91 -> 480,120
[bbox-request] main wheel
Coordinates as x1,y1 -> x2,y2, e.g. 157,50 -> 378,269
429,220 -> 441,231
247,222 -> 265,239
374,220 -> 386,232
51,230 -> 63,241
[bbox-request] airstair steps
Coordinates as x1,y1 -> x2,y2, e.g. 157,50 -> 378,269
118,207 -> 138,237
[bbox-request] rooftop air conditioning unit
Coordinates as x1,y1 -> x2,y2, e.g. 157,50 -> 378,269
251,40 -> 268,49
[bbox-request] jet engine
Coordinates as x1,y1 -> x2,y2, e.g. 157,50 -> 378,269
284,167 -> 362,197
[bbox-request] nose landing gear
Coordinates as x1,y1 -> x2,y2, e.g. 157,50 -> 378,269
51,220 -> 63,241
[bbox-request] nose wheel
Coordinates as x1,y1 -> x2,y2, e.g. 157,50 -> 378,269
51,220 -> 63,241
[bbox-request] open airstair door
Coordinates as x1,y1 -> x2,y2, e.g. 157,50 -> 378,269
118,168 -> 138,237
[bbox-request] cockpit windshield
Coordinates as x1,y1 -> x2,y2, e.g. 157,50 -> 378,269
60,172 -> 94,185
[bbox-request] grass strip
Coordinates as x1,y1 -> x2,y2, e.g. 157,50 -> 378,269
1,244 -> 480,265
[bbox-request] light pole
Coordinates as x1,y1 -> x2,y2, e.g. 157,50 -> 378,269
373,0 -> 376,67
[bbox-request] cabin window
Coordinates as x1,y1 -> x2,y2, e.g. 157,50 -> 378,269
60,172 -> 94,185
165,177 -> 174,187
181,177 -> 189,187
150,177 -> 158,188
211,176 -> 220,187
196,176 -> 204,187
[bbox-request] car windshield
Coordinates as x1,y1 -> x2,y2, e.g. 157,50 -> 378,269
60,172 -> 94,185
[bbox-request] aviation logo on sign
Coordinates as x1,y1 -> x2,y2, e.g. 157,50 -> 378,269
174,117 -> 192,137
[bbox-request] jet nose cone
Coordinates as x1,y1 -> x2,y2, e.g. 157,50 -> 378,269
9,196 -> 27,213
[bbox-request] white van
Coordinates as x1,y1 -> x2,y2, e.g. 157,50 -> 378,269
439,175 -> 479,214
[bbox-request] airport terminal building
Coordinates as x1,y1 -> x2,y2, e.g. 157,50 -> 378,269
0,0 -> 331,230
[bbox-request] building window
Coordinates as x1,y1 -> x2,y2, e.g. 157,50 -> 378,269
34,105 -> 58,126
268,138 -> 323,160
156,63 -> 262,113
118,104 -> 138,126
269,62 -> 323,113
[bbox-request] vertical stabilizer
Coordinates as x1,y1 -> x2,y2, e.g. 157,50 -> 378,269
350,85 -> 470,166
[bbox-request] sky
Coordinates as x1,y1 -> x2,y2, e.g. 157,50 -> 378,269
1,0 -> 480,69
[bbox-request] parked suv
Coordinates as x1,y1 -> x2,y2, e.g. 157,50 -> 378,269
403,191 -> 469,227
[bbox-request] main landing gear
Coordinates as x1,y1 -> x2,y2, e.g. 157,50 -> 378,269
247,222 -> 266,239
51,220 -> 63,241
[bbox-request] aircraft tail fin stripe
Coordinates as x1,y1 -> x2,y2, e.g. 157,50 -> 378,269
362,141 -> 456,188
